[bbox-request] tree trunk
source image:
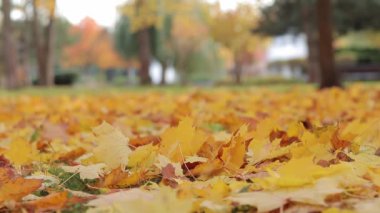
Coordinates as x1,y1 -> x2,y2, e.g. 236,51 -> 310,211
137,28 -> 152,85
2,0 -> 19,89
32,0 -> 55,86
160,61 -> 167,85
317,0 -> 341,88
302,1 -> 320,83
233,56 -> 242,84
43,8 -> 55,86
18,2 -> 32,86
32,0 -> 44,85
17,32 -> 28,87
306,32 -> 320,83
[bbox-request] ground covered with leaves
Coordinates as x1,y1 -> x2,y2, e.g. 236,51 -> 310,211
1,85 -> 380,212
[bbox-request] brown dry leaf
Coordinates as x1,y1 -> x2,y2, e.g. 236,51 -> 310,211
162,164 -> 177,180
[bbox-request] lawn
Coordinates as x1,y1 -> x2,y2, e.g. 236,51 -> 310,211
1,83 -> 380,212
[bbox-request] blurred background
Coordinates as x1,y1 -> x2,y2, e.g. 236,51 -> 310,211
1,0 -> 380,89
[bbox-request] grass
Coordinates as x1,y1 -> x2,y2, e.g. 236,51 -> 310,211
0,81 -> 379,96
0,84 -> 311,96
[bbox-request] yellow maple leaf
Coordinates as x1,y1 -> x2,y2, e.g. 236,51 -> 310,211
248,137 -> 293,165
255,156 -> 349,189
159,117 -> 207,162
230,178 -> 343,212
3,139 -> 38,166
323,208 -> 354,213
89,122 -> 132,170
128,143 -> 158,169
221,125 -> 247,171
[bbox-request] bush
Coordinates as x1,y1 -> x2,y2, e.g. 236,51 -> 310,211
54,73 -> 78,85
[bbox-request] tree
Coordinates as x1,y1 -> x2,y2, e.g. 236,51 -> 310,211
317,0 -> 340,88
171,14 -> 208,84
54,17 -> 76,65
2,0 -> 20,89
114,14 -> 174,85
62,18 -> 128,71
154,15 -> 174,85
209,4 -> 264,84
119,0 -> 163,85
117,0 -> 221,85
256,0 -> 380,87
31,0 -> 56,86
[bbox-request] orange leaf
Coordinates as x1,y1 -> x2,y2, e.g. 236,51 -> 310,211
58,147 -> 86,163
0,177 -> 42,204
24,191 -> 68,212
331,129 -> 351,151
0,167 -> 15,184
99,168 -> 143,188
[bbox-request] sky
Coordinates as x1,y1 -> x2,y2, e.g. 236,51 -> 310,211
56,0 -> 259,28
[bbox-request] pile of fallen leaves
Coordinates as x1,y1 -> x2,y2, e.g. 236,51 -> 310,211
1,84 -> 380,212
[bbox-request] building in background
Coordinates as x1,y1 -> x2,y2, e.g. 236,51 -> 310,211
265,34 -> 307,79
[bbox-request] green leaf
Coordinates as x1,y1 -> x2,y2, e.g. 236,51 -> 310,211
30,127 -> 41,142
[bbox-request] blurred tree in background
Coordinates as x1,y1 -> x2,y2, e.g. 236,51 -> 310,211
54,17 -> 76,67
116,0 -> 224,85
257,0 -> 380,87
31,0 -> 56,86
171,3 -> 208,84
1,0 -> 77,88
2,0 -> 21,89
210,3 -> 264,84
118,0 -> 171,85
63,18 -> 128,73
153,14 -> 174,85
4,0 -> 379,88
114,12 -> 174,85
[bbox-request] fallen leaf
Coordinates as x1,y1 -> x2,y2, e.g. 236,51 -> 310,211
89,122 -> 131,170
0,177 -> 42,204
61,164 -> 105,180
24,191 -> 69,212
159,117 -> 207,162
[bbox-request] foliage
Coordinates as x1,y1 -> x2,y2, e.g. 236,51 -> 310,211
171,1 -> 225,83
256,0 -> 380,36
62,18 -> 129,71
115,0 -> 224,84
114,16 -> 139,59
34,0 -> 56,16
118,0 -> 173,33
210,4 -> 263,56
209,3 -> 266,83
170,11 -> 210,82
114,15 -> 171,65
54,17 -> 78,62
1,85 -> 380,211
